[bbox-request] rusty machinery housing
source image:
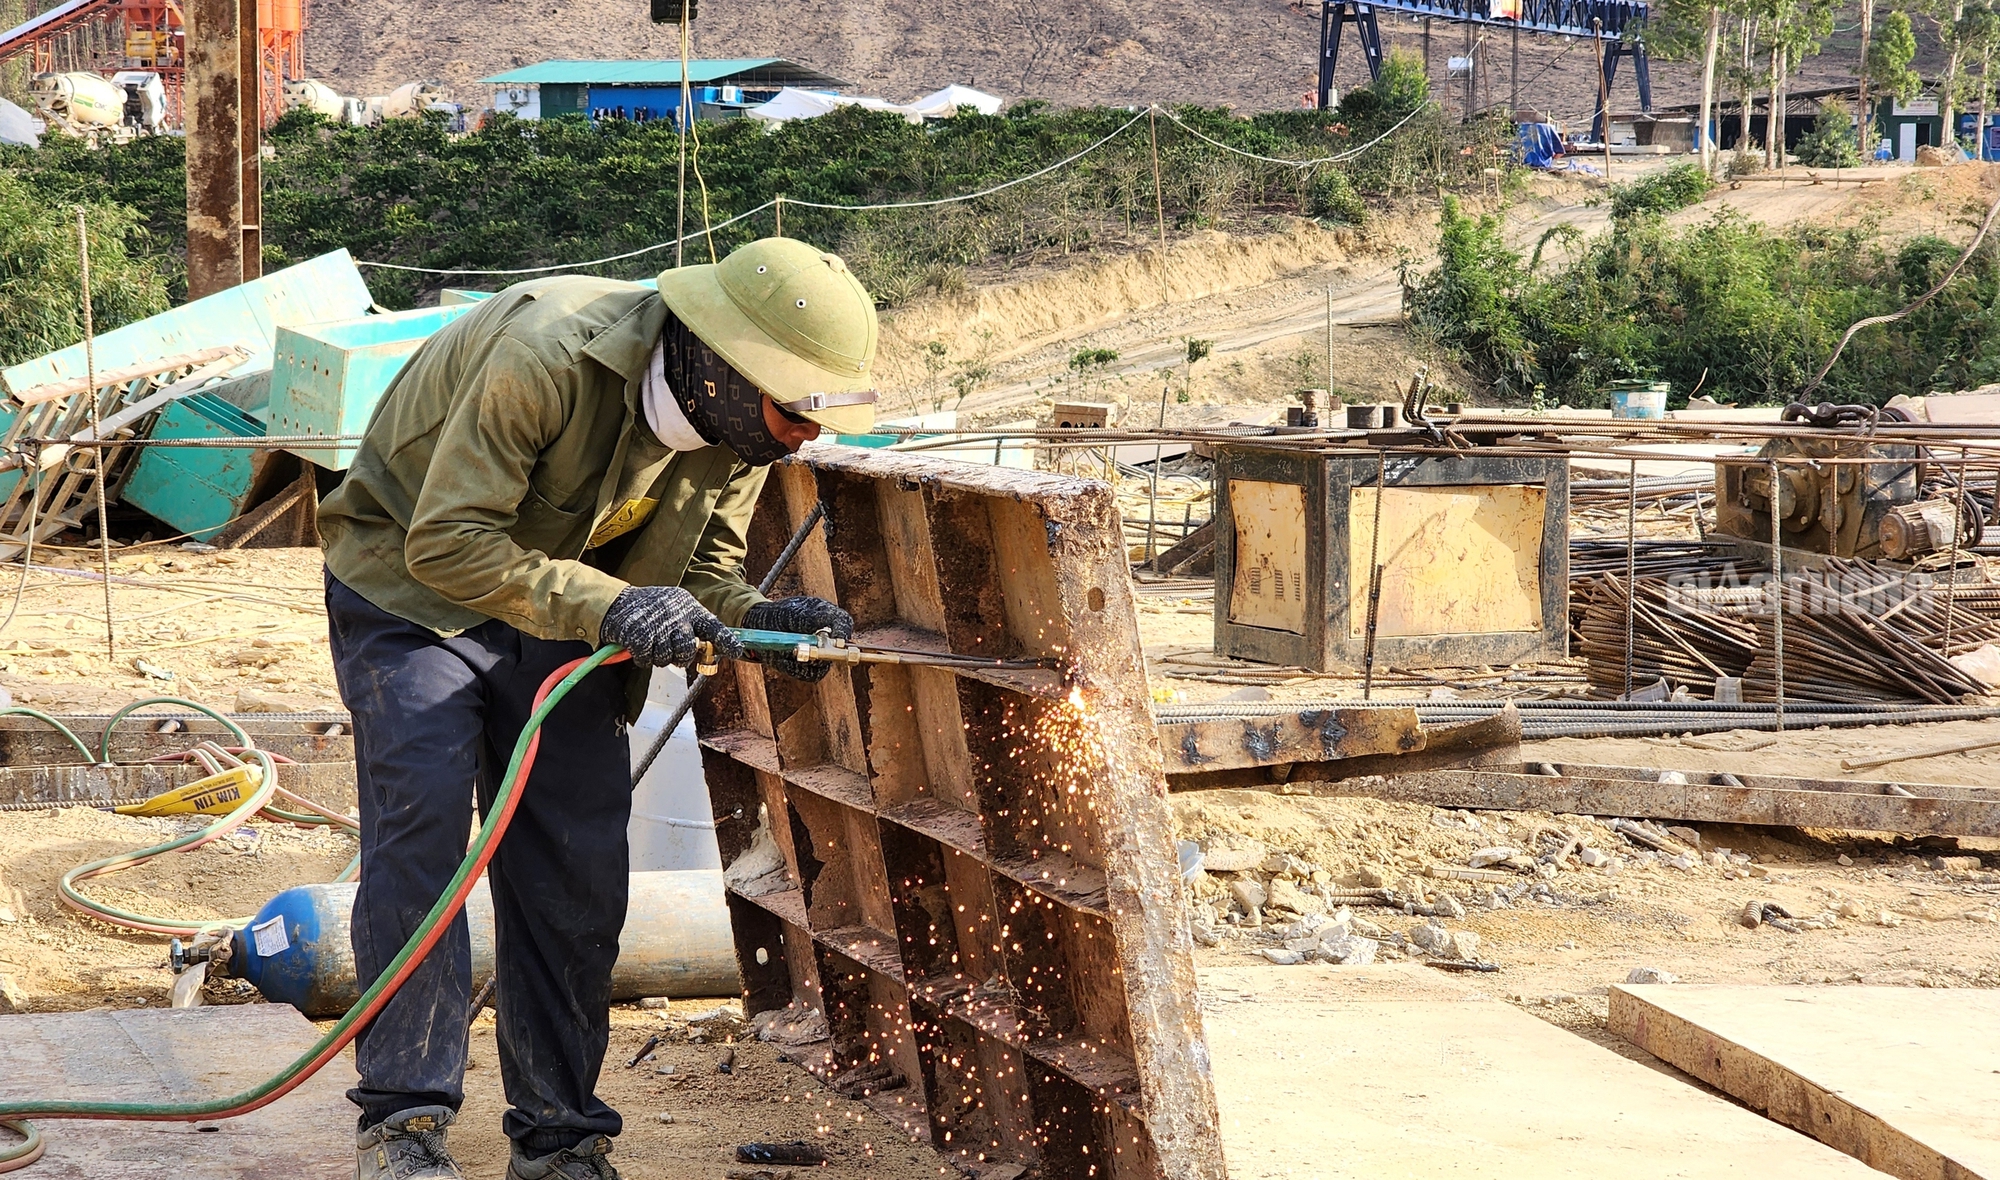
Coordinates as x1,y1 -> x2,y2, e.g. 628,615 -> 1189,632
1211,443 -> 1570,672
692,446 -> 1223,1180
1712,433 -> 1923,560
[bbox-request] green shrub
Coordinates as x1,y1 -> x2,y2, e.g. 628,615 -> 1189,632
1306,169 -> 1367,224
1608,162 -> 1714,219
1403,196 -> 1536,397
1372,48 -> 1431,113
1405,195 -> 2000,407
1793,99 -> 1862,169
0,172 -> 171,365
3,100 -> 1512,315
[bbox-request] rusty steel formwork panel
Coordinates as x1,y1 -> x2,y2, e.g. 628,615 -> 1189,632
693,446 -> 1223,1180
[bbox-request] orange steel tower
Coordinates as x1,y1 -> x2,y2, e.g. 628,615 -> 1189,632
0,0 -> 305,125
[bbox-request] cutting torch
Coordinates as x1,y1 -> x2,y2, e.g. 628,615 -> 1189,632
694,628 -> 1061,675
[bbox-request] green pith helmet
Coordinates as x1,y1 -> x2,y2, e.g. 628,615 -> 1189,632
655,238 -> 879,435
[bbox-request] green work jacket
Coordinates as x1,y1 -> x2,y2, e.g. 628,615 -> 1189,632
318,277 -> 769,712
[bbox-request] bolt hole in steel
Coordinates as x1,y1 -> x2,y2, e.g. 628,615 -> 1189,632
1088,587 -> 1106,611
756,947 -> 770,965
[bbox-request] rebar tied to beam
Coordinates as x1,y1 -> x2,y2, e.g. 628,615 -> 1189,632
1154,701 -> 2000,742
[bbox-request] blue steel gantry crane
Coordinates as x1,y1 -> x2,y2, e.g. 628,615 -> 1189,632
1317,0 -> 1650,141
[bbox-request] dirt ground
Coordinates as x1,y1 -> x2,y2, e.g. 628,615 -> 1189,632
5,162 -> 2000,1169
2,540 -> 1994,1141
871,162 -> 2000,429
1173,787 -> 2000,1063
0,545 -> 337,715
455,1005 -> 951,1179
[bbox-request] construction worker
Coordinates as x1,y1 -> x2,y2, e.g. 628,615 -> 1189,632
316,237 -> 877,1180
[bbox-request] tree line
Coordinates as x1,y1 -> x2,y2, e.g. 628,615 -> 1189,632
1653,0 -> 1999,169
0,75 -> 1521,363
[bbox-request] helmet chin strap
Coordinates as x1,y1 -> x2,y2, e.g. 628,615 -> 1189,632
664,315 -> 792,467
772,389 -> 877,415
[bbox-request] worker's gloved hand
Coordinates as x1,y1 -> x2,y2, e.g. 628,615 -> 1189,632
744,596 -> 853,683
598,586 -> 744,669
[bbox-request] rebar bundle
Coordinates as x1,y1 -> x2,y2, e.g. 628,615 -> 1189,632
1574,574 -> 1759,698
1569,539 -> 1747,581
1576,559 -> 2000,705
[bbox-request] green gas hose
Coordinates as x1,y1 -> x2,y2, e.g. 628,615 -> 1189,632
0,645 -> 629,1173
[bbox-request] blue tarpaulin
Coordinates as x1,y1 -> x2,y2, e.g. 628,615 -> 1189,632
1517,122 -> 1563,169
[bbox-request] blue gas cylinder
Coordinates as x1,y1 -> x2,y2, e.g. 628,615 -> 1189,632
225,871 -> 737,1016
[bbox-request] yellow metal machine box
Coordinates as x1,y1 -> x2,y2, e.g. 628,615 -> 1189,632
1212,444 -> 1570,671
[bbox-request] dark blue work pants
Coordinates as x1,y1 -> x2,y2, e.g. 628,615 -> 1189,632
325,571 -> 630,1155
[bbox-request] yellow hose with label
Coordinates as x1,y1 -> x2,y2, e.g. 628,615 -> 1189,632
4,699 -> 361,937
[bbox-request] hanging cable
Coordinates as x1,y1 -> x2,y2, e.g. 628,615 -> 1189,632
1801,190 -> 2000,396
359,109 -> 1151,275
1154,99 -> 1439,168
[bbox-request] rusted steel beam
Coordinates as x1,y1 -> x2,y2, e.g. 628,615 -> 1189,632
238,0 -> 261,280
1308,765 -> 2000,837
1155,705 -> 1423,773
1165,706 -> 1521,791
185,0 -> 243,299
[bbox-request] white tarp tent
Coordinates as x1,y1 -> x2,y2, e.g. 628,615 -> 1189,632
747,87 -> 917,125
747,83 -> 1003,126
0,97 -> 41,147
904,85 -> 1003,118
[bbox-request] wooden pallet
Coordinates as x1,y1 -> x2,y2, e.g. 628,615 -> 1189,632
693,447 -> 1222,1180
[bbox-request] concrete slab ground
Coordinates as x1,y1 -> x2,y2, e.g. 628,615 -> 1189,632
1202,964 -> 1881,1179
0,1004 -> 355,1179
1611,984 -> 2000,1180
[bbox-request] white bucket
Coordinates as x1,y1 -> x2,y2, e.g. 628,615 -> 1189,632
1611,385 -> 1669,419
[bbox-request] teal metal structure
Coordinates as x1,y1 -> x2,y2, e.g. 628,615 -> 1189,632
119,393 -> 268,541
0,251 -> 373,532
267,304 -> 475,470
0,250 -> 374,398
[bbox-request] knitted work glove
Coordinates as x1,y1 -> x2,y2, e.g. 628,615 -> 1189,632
743,597 -> 853,683
598,586 -> 744,669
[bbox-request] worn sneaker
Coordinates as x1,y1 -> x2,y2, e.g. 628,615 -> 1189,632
505,1135 -> 619,1180
356,1106 -> 467,1180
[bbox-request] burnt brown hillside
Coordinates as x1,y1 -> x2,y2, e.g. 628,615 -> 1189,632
303,0 -> 1719,124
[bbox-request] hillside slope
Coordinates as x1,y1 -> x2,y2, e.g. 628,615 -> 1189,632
303,0 -> 1706,124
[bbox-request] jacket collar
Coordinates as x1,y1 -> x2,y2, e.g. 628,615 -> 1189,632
581,291 -> 671,413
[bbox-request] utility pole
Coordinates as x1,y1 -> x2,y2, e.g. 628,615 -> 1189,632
1463,20 -> 1474,121
239,0 -> 261,280
1511,24 -> 1520,114
1594,18 -> 1612,178
186,0 -> 243,298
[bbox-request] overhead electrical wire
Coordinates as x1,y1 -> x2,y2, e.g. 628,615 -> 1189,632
355,98 -> 1435,278
1154,100 -> 1440,169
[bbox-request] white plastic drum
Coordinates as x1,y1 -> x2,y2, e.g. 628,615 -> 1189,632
626,666 -> 723,871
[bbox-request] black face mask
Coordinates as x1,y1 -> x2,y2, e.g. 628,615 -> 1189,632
664,314 -> 791,467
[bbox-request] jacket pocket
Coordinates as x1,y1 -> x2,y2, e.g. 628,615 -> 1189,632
513,485 -> 591,557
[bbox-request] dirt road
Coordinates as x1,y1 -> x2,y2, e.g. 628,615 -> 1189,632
881,162 -> 2000,428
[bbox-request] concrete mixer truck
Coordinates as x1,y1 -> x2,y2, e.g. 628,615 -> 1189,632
29,71 -> 165,141
283,78 -> 369,125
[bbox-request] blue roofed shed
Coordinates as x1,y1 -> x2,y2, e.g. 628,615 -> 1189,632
480,59 -> 848,123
